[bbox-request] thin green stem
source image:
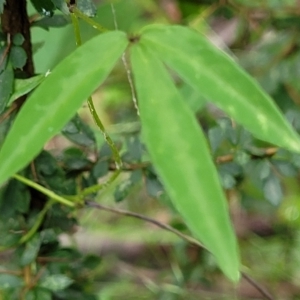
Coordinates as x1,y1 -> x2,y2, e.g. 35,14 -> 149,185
19,199 -> 54,244
87,97 -> 123,169
80,168 -> 121,197
70,13 -> 82,46
71,7 -> 108,33
13,174 -> 76,207
71,11 -> 123,171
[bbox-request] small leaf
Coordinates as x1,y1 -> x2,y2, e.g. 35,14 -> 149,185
20,234 -> 42,266
263,174 -> 283,206
30,0 -> 55,16
0,179 -> 30,217
91,160 -> 109,178
0,274 -> 23,289
62,147 -> 90,171
12,33 -> 25,46
140,25 -> 300,153
32,15 -> 69,30
10,46 -> 27,69
40,274 -> 73,291
0,45 -> 8,73
8,74 -> 45,105
146,176 -> 164,198
208,127 -> 224,153
0,62 -> 14,113
0,31 -> 128,186
130,44 -> 240,282
51,0 -> 69,15
114,178 -> 133,202
0,0 -> 5,14
25,288 -> 52,300
77,0 -> 96,17
62,114 -> 95,147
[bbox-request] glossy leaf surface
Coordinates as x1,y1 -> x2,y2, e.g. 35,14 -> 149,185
140,25 -> 300,153
0,31 -> 128,186
130,44 -> 240,282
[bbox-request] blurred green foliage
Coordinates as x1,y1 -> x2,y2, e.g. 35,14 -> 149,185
2,0 -> 300,299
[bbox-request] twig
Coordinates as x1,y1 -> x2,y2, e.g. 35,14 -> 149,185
242,272 -> 274,300
216,147 -> 277,164
85,200 -> 274,300
85,200 -> 206,250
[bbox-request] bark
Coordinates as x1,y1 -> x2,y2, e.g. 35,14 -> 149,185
1,0 -> 34,77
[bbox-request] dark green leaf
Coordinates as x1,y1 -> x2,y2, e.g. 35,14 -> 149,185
272,160 -> 297,177
10,46 -> 27,69
219,171 -> 236,189
218,118 -> 237,145
0,0 -> 5,14
0,62 -> 14,113
0,274 -> 23,289
208,127 -> 224,153
77,0 -> 96,17
122,136 -> 143,162
62,147 -> 90,171
40,274 -> 73,291
35,151 -> 76,195
12,33 -> 25,46
20,234 -> 42,266
0,31 -> 128,186
25,288 -> 52,300
40,228 -> 58,244
0,111 -> 15,148
82,254 -> 102,269
0,217 -> 23,247
146,177 -> 164,198
0,179 -> 30,217
99,143 -> 112,159
62,114 -> 95,147
263,174 -> 283,206
114,178 -> 133,202
0,45 -> 8,73
130,43 -> 240,282
51,0 -> 69,14
234,150 -> 250,166
30,0 -> 55,16
91,160 -> 108,178
32,15 -> 69,30
140,25 -> 300,153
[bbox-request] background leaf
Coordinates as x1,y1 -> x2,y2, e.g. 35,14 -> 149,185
0,0 -> 5,14
77,0 -> 96,17
140,25 -> 300,153
40,274 -> 73,291
130,44 -> 240,282
0,62 -> 14,113
0,31 -> 128,186
8,74 -> 45,105
10,46 -> 27,69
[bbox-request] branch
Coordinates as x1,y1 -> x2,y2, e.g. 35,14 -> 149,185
84,200 -> 274,300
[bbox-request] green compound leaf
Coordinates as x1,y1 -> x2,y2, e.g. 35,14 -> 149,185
140,25 -> 300,153
0,31 -> 128,186
130,44 -> 240,282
